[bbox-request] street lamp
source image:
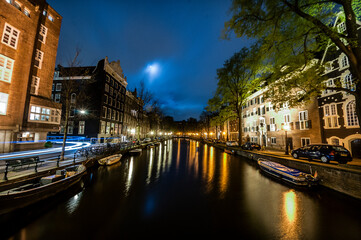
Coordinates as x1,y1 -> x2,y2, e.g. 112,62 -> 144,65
283,124 -> 290,155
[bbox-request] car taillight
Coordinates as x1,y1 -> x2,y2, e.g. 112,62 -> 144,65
330,150 -> 335,156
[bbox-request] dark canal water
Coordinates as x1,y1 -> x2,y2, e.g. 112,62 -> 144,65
4,139 -> 361,240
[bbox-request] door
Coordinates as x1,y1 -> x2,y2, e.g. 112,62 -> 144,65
351,139 -> 361,158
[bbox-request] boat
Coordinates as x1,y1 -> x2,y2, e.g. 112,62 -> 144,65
258,158 -> 318,187
0,164 -> 86,215
98,154 -> 122,166
224,149 -> 235,154
129,148 -> 142,155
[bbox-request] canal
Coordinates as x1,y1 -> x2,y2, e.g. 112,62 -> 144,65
4,139 -> 361,239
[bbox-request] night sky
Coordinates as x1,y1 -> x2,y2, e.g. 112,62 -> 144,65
47,0 -> 249,121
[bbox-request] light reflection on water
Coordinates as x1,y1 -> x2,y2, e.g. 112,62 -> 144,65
6,138 -> 361,240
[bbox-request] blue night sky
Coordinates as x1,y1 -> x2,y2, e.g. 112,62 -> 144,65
47,0 -> 250,121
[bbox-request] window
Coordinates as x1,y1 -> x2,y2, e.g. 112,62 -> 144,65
100,121 -> 105,134
324,104 -> 338,128
30,76 -> 40,95
105,83 -> 109,92
284,114 -> 290,123
0,54 -> 14,83
68,122 -> 74,134
346,101 -> 359,126
0,92 -> 9,115
270,117 -> 276,131
344,74 -> 355,91
54,93 -> 60,103
340,55 -> 349,68
39,24 -> 48,44
55,83 -> 62,91
301,138 -> 310,147
299,111 -> 309,130
48,14 -> 54,22
337,22 -> 346,33
107,108 -> 111,119
104,94 -> 108,104
14,1 -> 21,10
52,83 -> 55,91
78,121 -> 85,134
271,137 -> 276,144
282,102 -> 289,109
331,138 -> 340,145
29,105 -> 60,123
106,122 -> 110,134
70,93 -> 76,104
43,10 -> 47,16
34,49 -> 44,69
102,106 -> 107,118
24,8 -> 30,17
2,23 -> 20,49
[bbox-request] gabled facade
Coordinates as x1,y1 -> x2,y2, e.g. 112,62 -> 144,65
318,15 -> 361,157
48,57 -> 128,143
0,0 -> 62,152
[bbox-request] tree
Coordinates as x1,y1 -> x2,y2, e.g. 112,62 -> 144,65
58,50 -> 92,160
212,47 -> 261,145
224,0 -> 361,124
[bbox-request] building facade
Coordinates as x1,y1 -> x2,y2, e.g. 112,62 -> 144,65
318,16 -> 361,158
48,57 -> 151,143
0,0 -> 62,152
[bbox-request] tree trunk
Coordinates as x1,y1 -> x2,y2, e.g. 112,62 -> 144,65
61,104 -> 70,161
237,112 -> 243,146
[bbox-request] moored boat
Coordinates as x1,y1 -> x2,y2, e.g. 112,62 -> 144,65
224,149 -> 235,154
258,158 -> 318,187
129,148 -> 142,155
98,154 -> 122,166
0,164 -> 86,215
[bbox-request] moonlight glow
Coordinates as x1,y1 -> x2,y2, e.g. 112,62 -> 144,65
145,62 -> 160,82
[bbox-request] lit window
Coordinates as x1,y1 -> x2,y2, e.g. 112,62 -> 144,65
299,111 -> 309,130
24,8 -> 30,17
14,1 -> 21,10
301,138 -> 310,147
0,54 -> 14,83
39,24 -> 48,44
34,49 -> 44,69
270,117 -> 276,131
337,22 -> 346,33
346,101 -> 359,126
78,121 -> 85,134
29,105 -> 60,123
0,92 -> 9,115
324,104 -> 338,128
43,10 -> 47,16
340,55 -> 349,68
344,74 -> 355,91
271,137 -> 276,144
1,23 -> 20,49
48,14 -> 54,22
30,76 -> 40,95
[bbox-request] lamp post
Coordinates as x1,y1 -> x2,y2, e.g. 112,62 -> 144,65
283,124 -> 290,155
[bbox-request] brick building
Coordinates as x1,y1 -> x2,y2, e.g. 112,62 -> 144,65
0,0 -> 62,152
48,57 -> 128,143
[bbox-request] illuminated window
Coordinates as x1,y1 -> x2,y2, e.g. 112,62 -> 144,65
344,74 -> 355,91
48,14 -> 54,22
30,76 -> 40,95
271,137 -> 276,144
29,105 -> 60,123
301,138 -> 310,147
324,104 -> 338,128
0,92 -> 9,115
337,22 -> 346,33
34,49 -> 44,69
2,23 -> 20,49
39,24 -> 48,44
346,101 -> 359,126
270,117 -> 276,131
14,1 -> 21,10
340,55 -> 349,68
0,54 -> 14,83
78,121 -> 85,134
299,111 -> 309,130
24,8 -> 30,17
100,121 -> 105,134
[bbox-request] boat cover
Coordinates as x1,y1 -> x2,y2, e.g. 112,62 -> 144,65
260,160 -> 302,177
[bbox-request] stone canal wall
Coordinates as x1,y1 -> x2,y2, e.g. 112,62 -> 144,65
235,150 -> 361,200
199,139 -> 361,200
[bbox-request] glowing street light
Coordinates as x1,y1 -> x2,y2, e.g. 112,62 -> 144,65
79,109 -> 87,115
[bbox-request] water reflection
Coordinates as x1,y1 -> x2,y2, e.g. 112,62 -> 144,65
66,192 -> 83,215
219,153 -> 229,198
125,156 -> 134,195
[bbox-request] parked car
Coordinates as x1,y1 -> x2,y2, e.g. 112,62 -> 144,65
226,141 -> 238,147
143,138 -> 152,143
291,144 -> 352,164
241,142 -> 261,150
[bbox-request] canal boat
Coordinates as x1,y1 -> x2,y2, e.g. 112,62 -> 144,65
129,148 -> 142,155
0,164 -> 86,215
258,159 -> 318,187
98,154 -> 122,166
224,149 -> 235,154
